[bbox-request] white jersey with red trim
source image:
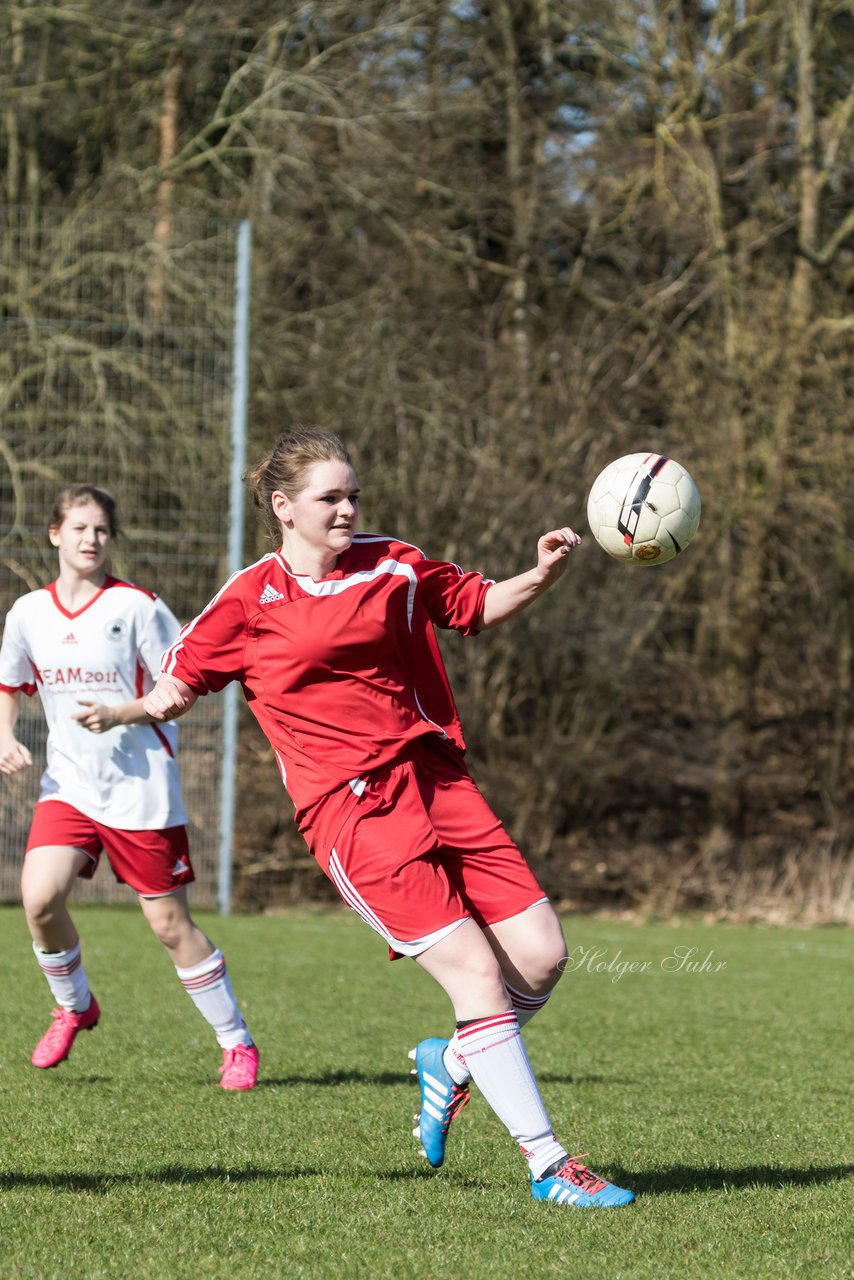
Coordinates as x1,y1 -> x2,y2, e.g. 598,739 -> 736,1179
0,576 -> 187,829
163,533 -> 493,826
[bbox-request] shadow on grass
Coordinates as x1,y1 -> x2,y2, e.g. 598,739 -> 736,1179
0,1164 -> 488,1192
42,1069 -> 407,1090
34,1066 -> 638,1090
379,1168 -> 488,1188
611,1164 -> 854,1195
259,1069 -> 408,1087
255,1070 -> 638,1089
4,1163 -> 849,1197
538,1073 -> 640,1086
36,1076 -> 114,1085
0,1165 -> 318,1192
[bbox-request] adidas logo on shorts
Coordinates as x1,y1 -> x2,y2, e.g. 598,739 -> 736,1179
259,582 -> 285,605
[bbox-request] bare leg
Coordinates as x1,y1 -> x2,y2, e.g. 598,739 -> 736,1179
411,915 -> 569,1178
137,886 -> 214,969
23,847 -> 97,1050
483,900 -> 568,998
414,917 -> 510,1018
21,845 -> 90,952
140,888 -> 254,1063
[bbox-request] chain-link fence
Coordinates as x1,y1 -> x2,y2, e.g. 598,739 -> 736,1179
0,205 -> 243,906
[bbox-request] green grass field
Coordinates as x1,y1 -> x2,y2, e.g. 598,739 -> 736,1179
0,905 -> 850,1279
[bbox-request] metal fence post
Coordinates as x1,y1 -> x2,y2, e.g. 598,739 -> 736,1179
218,219 -> 252,915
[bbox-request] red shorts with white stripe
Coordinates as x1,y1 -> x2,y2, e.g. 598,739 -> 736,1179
305,739 -> 547,957
26,799 -> 194,897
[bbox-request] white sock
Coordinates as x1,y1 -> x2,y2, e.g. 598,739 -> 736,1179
504,980 -> 553,1029
175,949 -> 253,1050
450,1010 -> 567,1180
33,942 -> 92,1013
443,982 -> 553,1084
443,1037 -> 471,1085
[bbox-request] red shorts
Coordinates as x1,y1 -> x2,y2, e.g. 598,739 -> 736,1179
26,800 -> 194,897
306,740 -> 547,957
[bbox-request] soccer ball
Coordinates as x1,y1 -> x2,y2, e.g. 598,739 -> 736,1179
586,453 -> 701,565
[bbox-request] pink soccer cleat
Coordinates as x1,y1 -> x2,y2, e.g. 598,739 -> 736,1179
31,996 -> 101,1069
219,1042 -> 259,1090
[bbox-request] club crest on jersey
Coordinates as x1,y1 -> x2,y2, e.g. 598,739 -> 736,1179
105,618 -> 129,641
259,582 -> 285,605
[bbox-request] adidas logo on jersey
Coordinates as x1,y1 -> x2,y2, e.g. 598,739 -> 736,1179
259,582 -> 285,605
172,857 -> 189,877
61,632 -> 78,644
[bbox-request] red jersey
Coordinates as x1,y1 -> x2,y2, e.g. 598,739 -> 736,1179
163,534 -> 493,827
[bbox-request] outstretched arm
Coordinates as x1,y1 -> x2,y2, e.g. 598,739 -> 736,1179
478,527 -> 582,630
142,673 -> 199,722
73,697 -> 158,734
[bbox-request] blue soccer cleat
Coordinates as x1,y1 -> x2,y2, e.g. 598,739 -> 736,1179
409,1037 -> 471,1168
531,1155 -> 635,1208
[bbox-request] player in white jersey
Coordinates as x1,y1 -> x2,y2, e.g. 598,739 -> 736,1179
144,429 -> 634,1208
0,484 -> 259,1089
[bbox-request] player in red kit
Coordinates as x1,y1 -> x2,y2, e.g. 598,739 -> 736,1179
144,430 -> 634,1208
0,484 -> 259,1089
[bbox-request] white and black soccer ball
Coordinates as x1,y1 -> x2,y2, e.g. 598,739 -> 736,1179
586,453 -> 701,565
